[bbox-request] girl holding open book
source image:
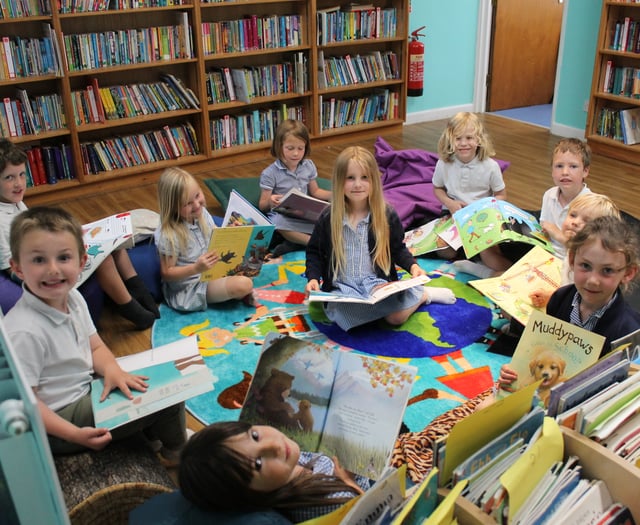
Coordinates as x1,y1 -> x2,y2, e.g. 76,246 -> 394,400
304,146 -> 455,331
259,119 -> 331,258
155,167 -> 254,312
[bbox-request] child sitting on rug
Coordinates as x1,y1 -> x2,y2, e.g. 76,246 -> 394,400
179,421 -> 369,522
0,139 -> 158,328
431,112 -> 513,278
539,137 -> 592,258
528,192 -> 620,310
5,206 -> 187,456
259,119 -> 331,259
499,215 -> 640,394
304,145 -> 456,332
155,167 -> 254,312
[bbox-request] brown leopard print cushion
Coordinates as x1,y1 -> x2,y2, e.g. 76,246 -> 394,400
391,388 -> 493,483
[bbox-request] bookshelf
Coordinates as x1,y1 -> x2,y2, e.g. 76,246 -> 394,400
443,428 -> 640,525
585,0 -> 640,165
0,0 -> 408,203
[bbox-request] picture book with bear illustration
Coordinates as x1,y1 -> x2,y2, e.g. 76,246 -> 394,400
201,189 -> 275,282
497,310 -> 604,408
404,198 -> 553,259
239,333 -> 417,480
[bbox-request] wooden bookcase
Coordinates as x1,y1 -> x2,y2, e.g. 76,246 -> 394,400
0,0 -> 408,203
444,428 -> 640,525
585,0 -> 640,165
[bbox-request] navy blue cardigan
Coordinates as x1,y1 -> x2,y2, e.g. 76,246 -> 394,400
305,206 -> 416,292
546,284 -> 640,357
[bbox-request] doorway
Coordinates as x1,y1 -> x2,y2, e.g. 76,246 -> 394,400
474,0 -> 565,127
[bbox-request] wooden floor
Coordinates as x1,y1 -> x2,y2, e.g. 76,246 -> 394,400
30,114 -> 640,360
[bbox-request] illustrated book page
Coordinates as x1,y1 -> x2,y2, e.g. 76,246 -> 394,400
239,334 -> 417,480
79,212 -> 133,286
451,197 -> 553,259
91,335 -> 215,430
403,216 -> 455,256
201,189 -> 275,281
469,245 -> 563,326
496,310 -> 604,407
308,275 -> 430,304
273,187 -> 329,223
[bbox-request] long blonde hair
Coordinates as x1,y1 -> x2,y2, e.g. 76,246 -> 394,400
437,112 -> 495,162
330,146 -> 390,279
157,167 -> 211,256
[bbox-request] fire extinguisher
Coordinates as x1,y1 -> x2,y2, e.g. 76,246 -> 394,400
408,26 -> 426,97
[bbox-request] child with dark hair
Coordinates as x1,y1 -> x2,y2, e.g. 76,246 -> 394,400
179,421 -> 368,522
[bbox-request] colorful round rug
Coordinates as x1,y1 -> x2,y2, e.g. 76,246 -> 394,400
151,252 -> 510,432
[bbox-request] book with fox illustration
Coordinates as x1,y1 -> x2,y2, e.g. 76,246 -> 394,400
201,190 -> 275,281
239,334 -> 417,480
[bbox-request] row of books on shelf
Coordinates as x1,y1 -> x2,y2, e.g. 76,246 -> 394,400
71,74 -> 199,125
58,0 -> 187,14
0,27 -> 62,80
201,14 -> 302,56
209,104 -> 304,150
318,49 -> 399,90
596,106 -> 640,145
319,89 -> 399,131
206,55 -> 307,105
428,380 -> 639,524
24,144 -> 75,187
0,91 -> 65,137
316,6 -> 397,45
602,61 -> 640,98
62,17 -> 193,72
609,16 -> 640,53
0,0 -> 50,18
80,121 -> 198,174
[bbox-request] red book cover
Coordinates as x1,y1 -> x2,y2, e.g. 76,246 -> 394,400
32,146 -> 47,185
90,77 -> 105,122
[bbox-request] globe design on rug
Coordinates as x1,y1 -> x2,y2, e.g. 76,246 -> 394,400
151,253 -> 509,431
308,275 -> 493,359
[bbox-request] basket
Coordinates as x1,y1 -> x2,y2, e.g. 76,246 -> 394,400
68,482 -> 172,525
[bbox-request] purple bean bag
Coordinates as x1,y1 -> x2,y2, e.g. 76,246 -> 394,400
374,136 -> 510,230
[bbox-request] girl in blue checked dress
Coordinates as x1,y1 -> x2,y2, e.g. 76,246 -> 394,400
304,146 -> 456,331
179,421 -> 369,522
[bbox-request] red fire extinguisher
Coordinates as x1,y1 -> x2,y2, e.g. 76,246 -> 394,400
408,26 -> 426,97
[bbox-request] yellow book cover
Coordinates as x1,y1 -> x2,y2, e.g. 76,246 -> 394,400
200,190 -> 275,282
469,245 -> 563,326
496,310 -> 604,408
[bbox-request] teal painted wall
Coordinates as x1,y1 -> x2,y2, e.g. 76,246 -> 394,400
554,0 -> 601,131
407,0 -> 601,132
407,1 -> 479,114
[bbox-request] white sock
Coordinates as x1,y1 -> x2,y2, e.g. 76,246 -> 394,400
453,260 -> 494,279
426,287 -> 456,304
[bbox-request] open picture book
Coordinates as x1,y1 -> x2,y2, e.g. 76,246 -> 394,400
79,212 -> 134,286
307,275 -> 430,304
201,189 -> 275,282
404,198 -> 553,258
469,245 -> 563,326
91,336 -> 215,429
496,310 -> 604,407
273,187 -> 330,223
239,333 -> 417,480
